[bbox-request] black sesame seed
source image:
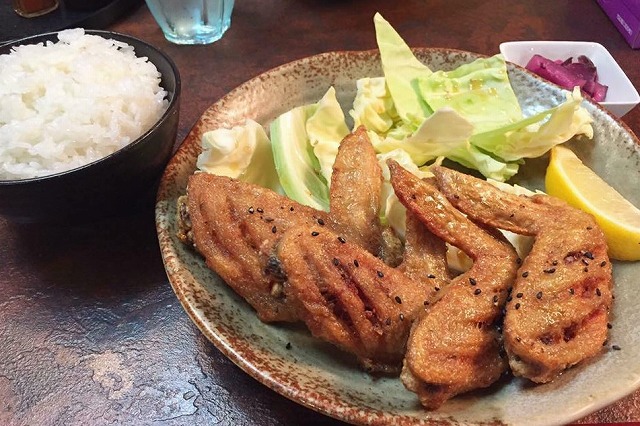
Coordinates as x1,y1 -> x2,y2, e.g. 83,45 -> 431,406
317,218 -> 325,226
507,295 -> 512,302
582,258 -> 590,265
586,226 -> 593,230
612,345 -> 621,351
399,313 -> 405,321
600,261 -> 607,267
516,292 -> 523,298
257,207 -> 264,213
271,226 -> 277,233
311,231 -> 319,236
332,258 -> 339,266
584,251 -> 594,260
423,300 -> 430,306
354,259 -> 359,267
493,295 -> 499,303
385,318 -> 392,326
552,260 -> 558,266
543,268 -> 556,274
290,206 -> 294,211
569,288 -> 575,295
434,286 -> 440,292
377,270 -> 384,278
536,291 -> 543,299
607,323 -> 613,329
286,342 -> 292,350
596,288 -> 602,297
474,288 -> 482,295
583,267 -> 589,272
516,258 -> 522,265
248,207 -> 255,214
515,303 -> 521,310
522,271 -> 529,278
395,296 -> 402,304
427,274 -> 436,279
469,277 -> 477,286
338,236 -> 346,244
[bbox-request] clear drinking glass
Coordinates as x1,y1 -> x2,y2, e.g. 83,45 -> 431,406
13,0 -> 59,17
145,0 -> 234,45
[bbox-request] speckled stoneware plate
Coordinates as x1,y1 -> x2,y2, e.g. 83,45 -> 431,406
156,48 -> 640,426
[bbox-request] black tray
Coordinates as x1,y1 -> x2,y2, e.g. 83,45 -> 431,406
1,0 -> 143,43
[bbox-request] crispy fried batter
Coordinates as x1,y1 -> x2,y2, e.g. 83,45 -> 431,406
277,222 -> 445,373
184,127 -> 387,323
398,212 -> 451,296
274,159 -> 449,373
328,126 -> 384,256
432,165 -> 613,383
389,161 -> 518,410
186,173 -> 329,322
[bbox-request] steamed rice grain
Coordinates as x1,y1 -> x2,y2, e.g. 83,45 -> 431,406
0,28 -> 169,180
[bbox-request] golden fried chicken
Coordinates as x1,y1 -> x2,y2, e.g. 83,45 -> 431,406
398,212 -> 451,290
273,136 -> 449,373
328,126 -> 384,256
432,165 -> 613,383
182,127 -> 387,323
276,216 -> 448,373
186,173 -> 329,322
389,161 -> 519,410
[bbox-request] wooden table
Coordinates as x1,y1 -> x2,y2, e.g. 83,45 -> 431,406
2,1 -> 639,424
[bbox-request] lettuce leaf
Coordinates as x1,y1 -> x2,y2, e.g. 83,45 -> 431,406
197,119 -> 281,191
470,88 -> 593,162
370,14 -> 592,181
306,87 -> 350,186
374,107 -> 474,164
349,76 -> 400,134
374,12 -> 432,126
270,86 -> 348,211
416,54 -> 523,133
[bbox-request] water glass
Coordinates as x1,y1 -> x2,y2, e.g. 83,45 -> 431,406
145,0 -> 234,45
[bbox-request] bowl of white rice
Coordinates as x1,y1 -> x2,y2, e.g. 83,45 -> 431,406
0,28 -> 180,222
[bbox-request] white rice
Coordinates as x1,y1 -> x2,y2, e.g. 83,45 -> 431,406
0,28 -> 169,180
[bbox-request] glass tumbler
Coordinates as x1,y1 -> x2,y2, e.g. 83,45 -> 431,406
145,0 -> 234,45
13,0 -> 59,17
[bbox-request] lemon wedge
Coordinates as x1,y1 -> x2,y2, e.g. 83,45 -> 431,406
545,145 -> 640,261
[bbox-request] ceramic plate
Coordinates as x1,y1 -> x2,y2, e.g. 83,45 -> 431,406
156,48 -> 640,426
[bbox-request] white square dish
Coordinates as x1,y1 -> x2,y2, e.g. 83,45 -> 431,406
500,41 -> 640,117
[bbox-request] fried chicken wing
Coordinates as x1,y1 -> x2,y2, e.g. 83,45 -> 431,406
399,212 -> 451,289
277,219 -> 448,373
432,165 -> 613,383
328,126 -> 384,256
183,127 -> 387,323
186,173 -> 329,322
389,161 -> 518,410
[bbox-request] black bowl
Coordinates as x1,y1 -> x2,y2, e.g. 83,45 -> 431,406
0,30 -> 180,223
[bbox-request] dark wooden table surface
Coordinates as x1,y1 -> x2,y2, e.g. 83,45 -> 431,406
2,1 -> 639,425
